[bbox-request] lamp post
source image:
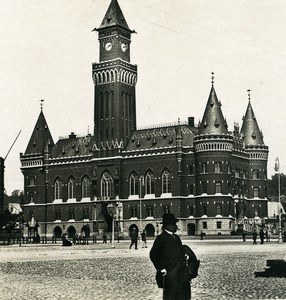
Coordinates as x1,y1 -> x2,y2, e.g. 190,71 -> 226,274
274,157 -> 283,243
107,203 -> 115,248
139,176 -> 144,231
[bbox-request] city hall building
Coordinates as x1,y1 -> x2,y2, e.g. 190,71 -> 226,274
20,0 -> 268,239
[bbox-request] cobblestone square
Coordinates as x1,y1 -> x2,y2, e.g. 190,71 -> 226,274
0,239 -> 286,300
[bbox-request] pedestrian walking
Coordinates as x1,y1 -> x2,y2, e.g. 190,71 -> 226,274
102,233 -> 107,243
259,229 -> 265,244
200,231 -> 204,240
150,213 -> 191,300
141,229 -> 147,248
242,231 -> 246,242
252,229 -> 257,244
129,227 -> 138,249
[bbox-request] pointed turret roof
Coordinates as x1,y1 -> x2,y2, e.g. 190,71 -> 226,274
98,0 -> 131,32
240,101 -> 264,146
24,110 -> 54,155
198,86 -> 228,135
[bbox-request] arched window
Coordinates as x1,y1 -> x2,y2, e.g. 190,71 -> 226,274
162,170 -> 172,193
54,178 -> 62,200
68,177 -> 75,199
129,173 -> 139,196
101,172 -> 114,198
82,176 -> 90,198
145,171 -> 155,195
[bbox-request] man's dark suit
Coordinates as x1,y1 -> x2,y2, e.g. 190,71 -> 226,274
150,230 -> 190,300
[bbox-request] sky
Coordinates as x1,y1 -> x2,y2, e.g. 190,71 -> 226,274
1,0 -> 286,194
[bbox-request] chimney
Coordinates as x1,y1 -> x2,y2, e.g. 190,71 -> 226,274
188,117 -> 195,127
69,132 -> 77,139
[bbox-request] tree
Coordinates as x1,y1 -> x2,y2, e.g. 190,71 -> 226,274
268,173 -> 286,198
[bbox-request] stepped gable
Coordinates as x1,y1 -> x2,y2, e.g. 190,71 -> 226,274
125,123 -> 197,151
240,101 -> 264,146
198,86 -> 228,135
24,111 -> 54,155
98,0 -> 131,32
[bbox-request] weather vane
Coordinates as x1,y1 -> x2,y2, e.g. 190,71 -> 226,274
247,89 -> 252,101
40,99 -> 44,111
211,72 -> 214,87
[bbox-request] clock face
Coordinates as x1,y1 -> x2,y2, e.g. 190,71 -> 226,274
105,42 -> 112,51
121,42 -> 128,52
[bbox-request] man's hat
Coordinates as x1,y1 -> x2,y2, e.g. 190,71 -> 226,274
160,213 -> 179,225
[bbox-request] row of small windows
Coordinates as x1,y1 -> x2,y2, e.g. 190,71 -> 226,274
189,163 -> 266,180
195,142 -> 232,152
130,205 -> 171,219
54,208 -> 89,221
93,69 -> 136,86
202,221 -> 232,229
249,152 -> 267,159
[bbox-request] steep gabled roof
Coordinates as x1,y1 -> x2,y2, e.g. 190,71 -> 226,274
240,101 -> 264,146
24,111 -> 54,155
198,86 -> 228,135
98,0 -> 131,31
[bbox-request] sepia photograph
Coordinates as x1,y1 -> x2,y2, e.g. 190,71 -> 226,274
1,1 -> 286,299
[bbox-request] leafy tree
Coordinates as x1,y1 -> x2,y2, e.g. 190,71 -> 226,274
268,173 -> 286,197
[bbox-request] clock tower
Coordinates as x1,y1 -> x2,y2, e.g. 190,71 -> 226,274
92,0 -> 137,146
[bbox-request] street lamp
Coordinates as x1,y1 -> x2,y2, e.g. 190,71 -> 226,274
139,176 -> 144,231
107,203 -> 115,248
274,157 -> 283,243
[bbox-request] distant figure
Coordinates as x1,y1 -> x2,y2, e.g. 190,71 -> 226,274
62,234 -> 72,247
200,231 -> 204,240
242,231 -> 246,242
252,230 -> 257,244
259,229 -> 265,244
141,229 -> 147,248
129,227 -> 138,250
265,230 -> 270,242
102,233 -> 107,243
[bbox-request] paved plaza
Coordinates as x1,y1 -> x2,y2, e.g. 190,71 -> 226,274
0,238 -> 286,300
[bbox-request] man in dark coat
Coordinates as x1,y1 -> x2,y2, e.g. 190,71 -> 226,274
150,213 -> 190,300
129,227 -> 138,249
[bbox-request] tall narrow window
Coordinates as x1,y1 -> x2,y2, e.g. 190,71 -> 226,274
215,181 -> 222,194
253,170 -> 259,179
29,176 -> 35,186
253,187 -> 259,198
69,209 -> 75,220
214,162 -> 222,173
83,209 -> 89,220
131,206 -> 137,218
147,206 -> 154,217
202,163 -> 207,173
216,203 -> 222,215
68,177 -> 75,199
163,206 -> 170,214
145,172 -> 155,194
82,176 -> 90,198
54,178 -> 62,200
129,173 -> 139,196
55,210 -> 61,221
101,172 -> 114,198
202,182 -> 207,194
162,170 -> 171,193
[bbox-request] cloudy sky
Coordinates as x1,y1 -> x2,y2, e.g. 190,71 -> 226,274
1,0 -> 286,194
